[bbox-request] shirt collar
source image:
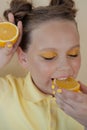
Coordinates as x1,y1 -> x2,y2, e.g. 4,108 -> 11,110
22,73 -> 52,103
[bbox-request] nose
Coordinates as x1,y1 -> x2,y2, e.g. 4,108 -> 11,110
54,58 -> 73,78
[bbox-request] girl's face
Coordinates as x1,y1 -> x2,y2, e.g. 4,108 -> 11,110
20,20 -> 81,95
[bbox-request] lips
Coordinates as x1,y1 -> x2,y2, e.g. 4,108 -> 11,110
51,76 -> 71,81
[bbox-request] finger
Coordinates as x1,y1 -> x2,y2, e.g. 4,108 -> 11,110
10,21 -> 23,55
61,103 -> 75,117
56,90 -> 87,125
5,42 -> 14,55
63,99 -> 87,123
55,93 -> 82,121
55,89 -> 84,109
8,13 -> 15,24
55,94 -> 76,116
57,99 -> 87,126
79,81 -> 87,94
62,104 -> 75,117
17,21 -> 23,43
13,21 -> 23,49
56,96 -> 65,110
59,89 -> 84,102
0,17 -> 3,22
55,92 -> 74,109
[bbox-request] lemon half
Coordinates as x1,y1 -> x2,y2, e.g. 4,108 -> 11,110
0,22 -> 19,47
55,77 -> 80,92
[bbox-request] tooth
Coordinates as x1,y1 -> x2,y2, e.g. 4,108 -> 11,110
59,78 -> 67,80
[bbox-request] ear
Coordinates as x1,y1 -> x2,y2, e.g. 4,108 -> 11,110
17,47 -> 29,69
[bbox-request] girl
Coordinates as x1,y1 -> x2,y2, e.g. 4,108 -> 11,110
0,0 -> 87,129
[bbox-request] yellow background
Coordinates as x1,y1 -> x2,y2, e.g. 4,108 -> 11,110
0,0 -> 87,84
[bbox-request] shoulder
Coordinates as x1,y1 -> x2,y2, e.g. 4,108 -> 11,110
0,74 -> 25,87
0,74 -> 25,99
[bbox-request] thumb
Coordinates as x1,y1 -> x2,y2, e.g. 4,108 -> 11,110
79,81 -> 87,94
4,42 -> 14,55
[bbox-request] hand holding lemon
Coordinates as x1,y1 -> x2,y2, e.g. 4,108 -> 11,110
0,13 -> 23,68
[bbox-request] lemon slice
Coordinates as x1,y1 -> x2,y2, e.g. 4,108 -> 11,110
0,22 -> 19,47
54,77 -> 80,92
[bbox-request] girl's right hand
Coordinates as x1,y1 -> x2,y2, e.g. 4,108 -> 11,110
0,13 -> 23,68
55,82 -> 87,128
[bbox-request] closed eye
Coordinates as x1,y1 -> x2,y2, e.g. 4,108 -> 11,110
68,54 -> 79,57
42,57 -> 55,60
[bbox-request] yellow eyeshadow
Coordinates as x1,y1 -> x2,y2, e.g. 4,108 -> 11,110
40,51 -> 57,58
67,47 -> 80,55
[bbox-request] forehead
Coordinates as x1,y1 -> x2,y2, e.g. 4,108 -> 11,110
30,20 -> 79,51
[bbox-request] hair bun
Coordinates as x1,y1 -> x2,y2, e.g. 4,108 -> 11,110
50,0 -> 77,18
4,0 -> 32,24
50,0 -> 75,8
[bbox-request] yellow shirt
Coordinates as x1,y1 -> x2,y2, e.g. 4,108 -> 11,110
0,73 -> 84,130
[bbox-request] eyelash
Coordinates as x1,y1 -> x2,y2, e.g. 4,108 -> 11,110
42,54 -> 79,61
43,57 -> 55,60
68,54 -> 79,57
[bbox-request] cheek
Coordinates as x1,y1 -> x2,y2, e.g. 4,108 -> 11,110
28,57 -> 54,79
36,62 -> 54,77
71,57 -> 81,75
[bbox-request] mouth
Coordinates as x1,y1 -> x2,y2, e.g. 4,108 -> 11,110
51,77 -> 80,92
51,77 -> 69,82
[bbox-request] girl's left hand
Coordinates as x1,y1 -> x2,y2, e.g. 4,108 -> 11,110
55,81 -> 87,127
